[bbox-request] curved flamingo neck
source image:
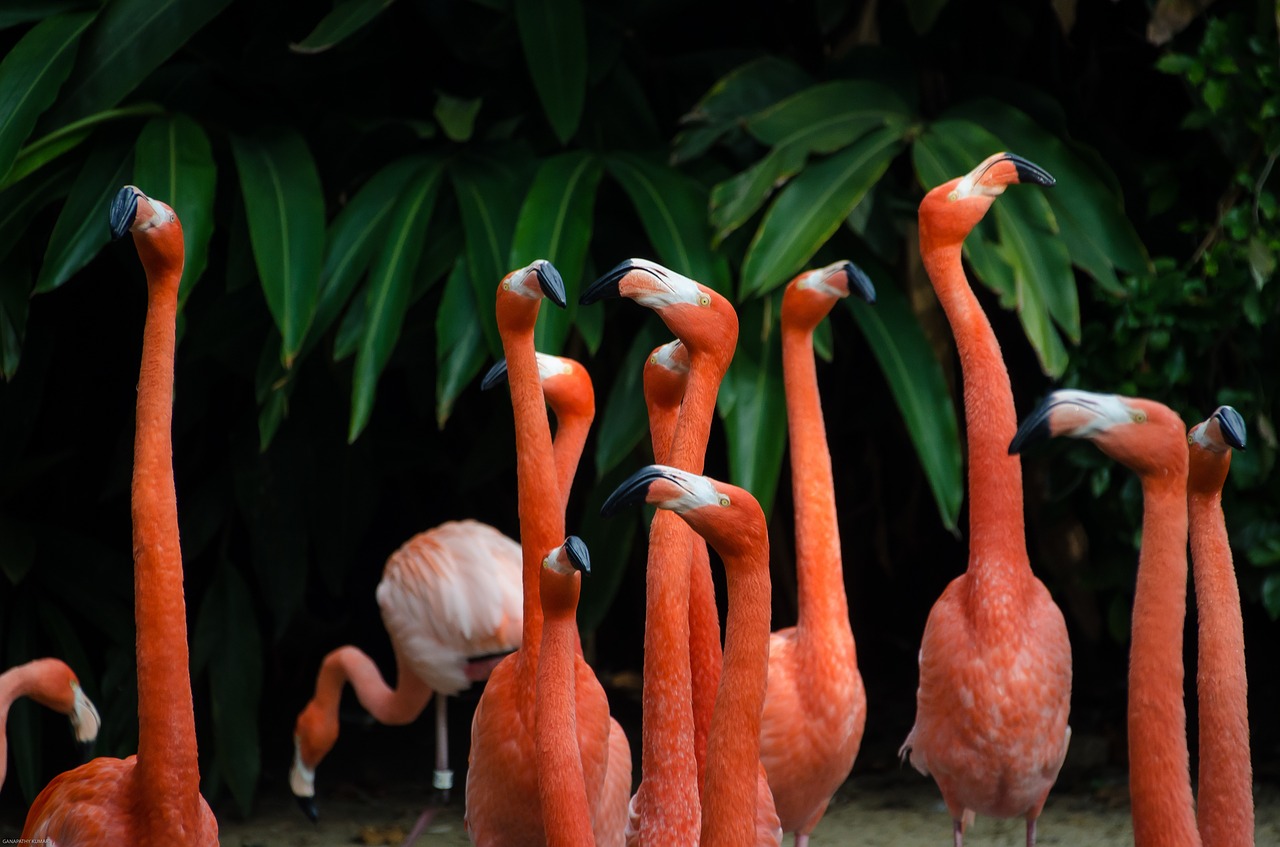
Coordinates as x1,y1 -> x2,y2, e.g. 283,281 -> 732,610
1188,452 -> 1253,847
921,241 -> 1029,575
699,521 -> 771,847
322,647 -> 430,727
131,247 -> 202,826
0,660 -> 71,715
781,321 -> 851,647
1130,471 -> 1200,847
536,573 -> 595,846
552,412 -> 591,517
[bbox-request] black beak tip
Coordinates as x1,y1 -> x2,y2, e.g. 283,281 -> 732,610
297,795 -> 320,823
600,464 -> 664,517
1006,154 -> 1056,187
480,359 -> 509,391
108,187 -> 139,240
564,535 -> 591,574
1215,406 -> 1247,451
580,259 -> 635,305
76,739 -> 95,761
843,262 -> 876,304
535,261 -> 567,309
1009,416 -> 1050,455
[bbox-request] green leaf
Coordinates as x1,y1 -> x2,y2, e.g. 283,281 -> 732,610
1261,572 -> 1280,620
435,93 -> 482,143
0,253 -> 32,379
0,160 -> 75,264
740,126 -> 903,298
710,142 -> 809,244
451,155 -> 530,359
194,563 -> 262,817
349,161 -> 444,442
0,2 -> 89,30
133,115 -> 216,310
575,462 -> 639,634
0,12 -> 95,185
514,0 -> 586,143
33,140 -> 130,294
436,260 -> 487,428
718,296 -> 786,517
845,278 -> 962,531
230,129 -> 325,368
5,104 -> 162,190
509,151 -> 603,354
605,152 -> 730,294
37,0 -> 234,130
744,80 -> 911,149
289,0 -> 394,53
594,321 -> 667,478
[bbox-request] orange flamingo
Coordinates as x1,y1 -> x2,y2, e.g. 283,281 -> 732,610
1187,405 -> 1253,847
900,153 -> 1072,847
465,260 -> 630,847
536,536 -> 597,847
0,659 -> 100,793
1010,389 -> 1199,846
761,261 -> 873,846
582,259 -> 739,843
602,465 -> 772,847
23,187 -> 217,844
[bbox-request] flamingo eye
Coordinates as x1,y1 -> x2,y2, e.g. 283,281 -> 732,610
698,294 -> 710,307
502,280 -> 511,290
947,190 -> 959,202
1130,410 -> 1147,423
718,495 -> 730,507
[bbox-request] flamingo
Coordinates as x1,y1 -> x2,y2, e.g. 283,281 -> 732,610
1009,389 -> 1199,846
1187,405 -> 1253,846
22,187 -> 217,844
601,465 -> 772,847
291,349 -> 595,832
536,536 -> 596,847
899,153 -> 1072,847
0,659 -> 100,793
465,260 -> 630,847
761,261 -> 873,846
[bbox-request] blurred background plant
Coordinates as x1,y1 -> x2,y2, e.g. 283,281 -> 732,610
0,0 -> 1275,819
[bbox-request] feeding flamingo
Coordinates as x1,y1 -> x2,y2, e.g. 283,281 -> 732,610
1187,406 -> 1253,847
760,261 -> 873,846
1010,389 -> 1200,846
602,465 -> 773,847
0,659 -> 100,794
899,153 -> 1072,847
22,187 -> 217,844
465,261 -> 630,847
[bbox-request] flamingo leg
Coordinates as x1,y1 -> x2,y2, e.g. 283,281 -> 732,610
399,695 -> 451,847
795,834 -> 809,847
953,819 -> 964,847
1026,817 -> 1037,847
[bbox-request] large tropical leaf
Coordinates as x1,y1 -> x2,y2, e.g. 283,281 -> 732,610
593,321 -> 667,478
36,0 -> 233,130
4,104 -> 161,191
845,277 -> 962,532
132,114 -> 216,309
509,151 -> 603,354
349,161 -> 444,443
0,161 -> 74,264
740,126 -> 903,298
32,139 -> 130,294
289,0 -> 394,54
436,260 -> 488,428
0,12 -> 95,184
230,129 -> 325,368
605,152 -> 730,293
718,296 -> 787,517
574,461 -> 638,634
514,0 -> 586,144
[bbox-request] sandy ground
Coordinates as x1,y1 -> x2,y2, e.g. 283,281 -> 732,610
206,773 -> 1280,846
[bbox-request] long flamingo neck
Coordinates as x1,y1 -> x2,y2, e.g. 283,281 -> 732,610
0,660 -> 67,715
536,590 -> 595,846
552,413 -> 591,517
781,322 -> 851,643
1129,473 -> 1200,847
669,351 -> 723,473
699,534 -> 771,847
1188,477 -> 1253,846
324,646 -> 429,725
922,243 -> 1028,573
131,263 -> 202,826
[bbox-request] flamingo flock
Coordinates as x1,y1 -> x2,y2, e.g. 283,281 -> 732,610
1,148 -> 1257,847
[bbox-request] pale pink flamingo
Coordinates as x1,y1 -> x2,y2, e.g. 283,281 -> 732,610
0,659 -> 100,794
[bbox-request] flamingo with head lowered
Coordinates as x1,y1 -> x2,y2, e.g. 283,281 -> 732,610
22,187 -> 218,845
899,153 -> 1072,847
0,659 -> 100,794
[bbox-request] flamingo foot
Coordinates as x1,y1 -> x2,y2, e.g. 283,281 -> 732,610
795,834 -> 810,847
399,806 -> 440,847
1026,817 -> 1037,847
953,819 -> 964,847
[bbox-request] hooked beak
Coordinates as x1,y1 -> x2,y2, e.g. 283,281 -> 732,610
580,258 -> 643,305
839,261 -> 876,304
109,186 -> 140,240
1213,405 -> 1247,450
1001,153 -> 1055,187
480,358 -> 509,391
563,535 -> 591,574
532,260 -> 567,308
600,464 -> 681,516
297,795 -> 320,823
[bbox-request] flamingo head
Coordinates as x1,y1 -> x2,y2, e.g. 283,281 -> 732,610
495,259 -> 567,333
643,339 -> 690,413
918,152 -> 1054,247
540,535 -> 590,616
67,680 -> 101,754
482,352 -> 595,421
1188,405 -> 1246,493
601,464 -> 765,559
109,185 -> 184,280
23,661 -> 100,753
781,260 -> 875,331
1009,389 -> 1187,478
291,701 -> 339,820
581,259 -> 738,363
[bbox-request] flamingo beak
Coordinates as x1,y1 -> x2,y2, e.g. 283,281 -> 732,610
580,259 -> 637,305
533,260 -> 567,308
840,261 -> 876,304
1009,401 -> 1055,455
600,464 -> 679,516
563,535 -> 591,574
480,358 -> 509,390
1213,405 -> 1247,450
297,795 -> 320,823
109,186 -> 140,240
999,153 -> 1055,187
